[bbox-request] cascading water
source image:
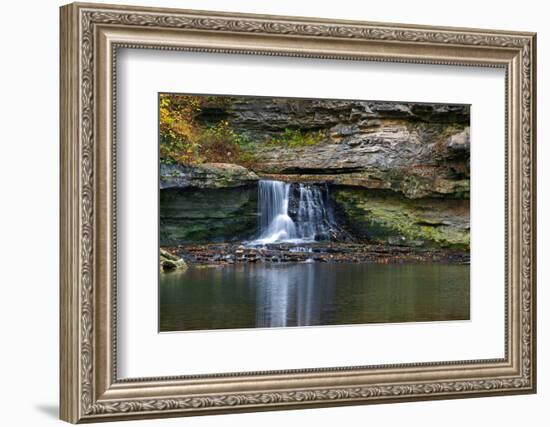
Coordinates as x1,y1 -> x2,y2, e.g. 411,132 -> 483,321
296,183 -> 335,241
251,179 -> 336,245
255,180 -> 297,244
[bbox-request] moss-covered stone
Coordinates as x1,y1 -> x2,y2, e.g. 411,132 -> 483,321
160,185 -> 258,245
331,187 -> 469,250
160,248 -> 188,273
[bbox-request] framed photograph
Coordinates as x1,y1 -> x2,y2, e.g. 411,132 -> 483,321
60,2 -> 537,423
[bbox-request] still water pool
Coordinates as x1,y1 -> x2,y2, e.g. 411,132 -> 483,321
160,262 -> 469,332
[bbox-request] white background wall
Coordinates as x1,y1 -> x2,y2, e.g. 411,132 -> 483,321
0,0 -> 546,426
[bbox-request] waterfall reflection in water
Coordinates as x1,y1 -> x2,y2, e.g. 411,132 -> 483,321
255,263 -> 324,328
159,263 -> 470,332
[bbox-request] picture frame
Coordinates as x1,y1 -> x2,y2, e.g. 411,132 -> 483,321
59,2 -> 536,423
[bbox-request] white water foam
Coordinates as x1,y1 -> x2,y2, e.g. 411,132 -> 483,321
250,180 -> 335,245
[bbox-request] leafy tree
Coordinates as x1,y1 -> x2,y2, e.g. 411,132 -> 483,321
159,94 -> 257,167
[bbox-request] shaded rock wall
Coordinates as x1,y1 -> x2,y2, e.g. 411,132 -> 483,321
331,187 -> 469,250
160,186 -> 258,245
159,183 -> 469,250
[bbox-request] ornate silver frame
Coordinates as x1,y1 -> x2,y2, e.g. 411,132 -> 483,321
60,2 -> 537,423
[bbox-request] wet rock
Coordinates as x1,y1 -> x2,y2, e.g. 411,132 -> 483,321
168,241 -> 469,267
160,248 -> 188,273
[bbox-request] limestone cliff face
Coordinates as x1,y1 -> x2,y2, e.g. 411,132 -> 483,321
160,162 -> 259,190
198,98 -> 470,199
218,98 -> 468,137
161,98 -> 470,249
331,188 -> 470,250
160,186 -> 257,245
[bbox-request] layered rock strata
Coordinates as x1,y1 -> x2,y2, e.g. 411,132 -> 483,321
160,98 -> 470,251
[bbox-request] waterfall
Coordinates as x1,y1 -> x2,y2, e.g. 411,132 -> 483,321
296,183 -> 334,241
252,180 -> 335,244
255,180 -> 297,244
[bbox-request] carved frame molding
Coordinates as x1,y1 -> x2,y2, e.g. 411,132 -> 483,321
60,2 -> 536,423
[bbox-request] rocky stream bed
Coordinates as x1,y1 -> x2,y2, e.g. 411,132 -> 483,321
162,242 -> 469,269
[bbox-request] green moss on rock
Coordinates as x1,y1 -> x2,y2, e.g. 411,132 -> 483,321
160,185 -> 258,245
160,248 -> 188,273
332,188 -> 469,250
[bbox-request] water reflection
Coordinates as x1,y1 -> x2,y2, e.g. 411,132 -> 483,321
256,265 -> 291,328
159,263 -> 470,332
254,263 -> 327,328
296,264 -> 319,327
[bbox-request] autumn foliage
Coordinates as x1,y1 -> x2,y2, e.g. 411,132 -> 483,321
159,94 -> 255,167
